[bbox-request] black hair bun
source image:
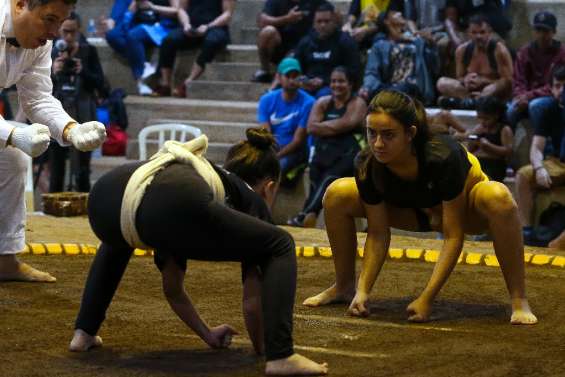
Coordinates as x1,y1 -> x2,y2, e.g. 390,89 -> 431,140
246,127 -> 276,151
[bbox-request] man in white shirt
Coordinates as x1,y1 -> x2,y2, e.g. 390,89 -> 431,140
0,0 -> 107,282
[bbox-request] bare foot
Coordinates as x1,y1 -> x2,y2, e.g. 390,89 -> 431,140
510,298 -> 538,325
69,329 -> 103,352
0,261 -> 56,282
265,353 -> 328,376
302,284 -> 354,307
406,297 -> 432,322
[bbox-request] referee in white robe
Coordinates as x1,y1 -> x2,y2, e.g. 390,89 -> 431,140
0,0 -> 106,282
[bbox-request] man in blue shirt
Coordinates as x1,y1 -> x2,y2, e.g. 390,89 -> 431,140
258,57 -> 315,177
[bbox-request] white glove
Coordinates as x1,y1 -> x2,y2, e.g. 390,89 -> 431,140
10,124 -> 51,157
68,121 -> 107,151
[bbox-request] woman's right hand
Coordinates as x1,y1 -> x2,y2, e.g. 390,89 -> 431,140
205,324 -> 239,349
347,291 -> 370,317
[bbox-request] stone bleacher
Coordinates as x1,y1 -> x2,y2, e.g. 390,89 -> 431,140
8,0 -> 565,223
78,0 -> 565,164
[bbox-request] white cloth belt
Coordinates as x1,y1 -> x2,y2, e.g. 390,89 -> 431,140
120,135 -> 225,249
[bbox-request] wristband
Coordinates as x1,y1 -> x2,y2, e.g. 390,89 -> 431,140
534,166 -> 544,172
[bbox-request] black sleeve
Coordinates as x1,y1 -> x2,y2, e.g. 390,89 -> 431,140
293,36 -> 308,69
435,146 -> 471,202
79,45 -> 105,93
348,0 -> 361,17
340,34 -> 361,84
388,0 -> 405,13
354,156 -> 383,205
263,0 -> 280,16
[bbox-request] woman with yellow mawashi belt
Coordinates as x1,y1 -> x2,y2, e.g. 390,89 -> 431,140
303,90 -> 538,326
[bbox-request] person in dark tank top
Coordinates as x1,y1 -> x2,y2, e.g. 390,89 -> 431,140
454,96 -> 513,182
288,66 -> 367,227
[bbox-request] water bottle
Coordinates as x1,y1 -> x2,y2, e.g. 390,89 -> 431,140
87,18 -> 96,38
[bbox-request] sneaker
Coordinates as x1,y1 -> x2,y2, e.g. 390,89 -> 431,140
141,62 -> 156,79
287,213 -> 306,227
460,97 -> 477,110
437,96 -> 461,110
137,81 -> 153,96
172,83 -> 187,98
150,84 -> 171,97
251,70 -> 273,83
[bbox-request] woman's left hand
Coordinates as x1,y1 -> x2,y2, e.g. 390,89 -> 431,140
406,296 -> 432,322
205,324 -> 239,348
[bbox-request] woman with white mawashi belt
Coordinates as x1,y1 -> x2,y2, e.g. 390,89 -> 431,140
70,128 -> 328,376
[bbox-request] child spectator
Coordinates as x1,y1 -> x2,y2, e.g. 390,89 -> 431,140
456,96 -> 513,182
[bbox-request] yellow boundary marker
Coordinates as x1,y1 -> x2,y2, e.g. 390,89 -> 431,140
20,243 -> 565,269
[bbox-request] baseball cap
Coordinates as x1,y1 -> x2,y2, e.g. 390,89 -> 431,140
277,58 -> 302,75
533,11 -> 557,31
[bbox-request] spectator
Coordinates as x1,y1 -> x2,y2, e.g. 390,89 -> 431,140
359,9 -> 439,104
515,66 -> 565,245
437,14 -> 513,110
288,66 -> 366,227
508,11 -> 565,130
455,97 -> 512,182
257,58 -> 315,177
105,0 -> 179,95
50,12 -> 105,193
294,2 -> 361,98
444,0 -> 511,41
154,0 -> 236,97
252,0 -> 326,83
341,0 -> 392,50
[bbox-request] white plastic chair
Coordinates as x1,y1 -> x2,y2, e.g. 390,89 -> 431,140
138,123 -> 202,160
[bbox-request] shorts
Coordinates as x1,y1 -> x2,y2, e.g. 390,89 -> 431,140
517,157 -> 565,187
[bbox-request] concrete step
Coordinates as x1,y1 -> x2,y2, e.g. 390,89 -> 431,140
125,96 -> 257,127
91,38 -> 259,94
200,62 -> 260,82
184,80 -> 268,102
233,26 -> 260,45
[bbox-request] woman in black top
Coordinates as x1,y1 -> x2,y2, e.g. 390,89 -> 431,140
156,0 -> 235,97
288,67 -> 367,227
303,90 -> 537,325
69,128 -> 328,376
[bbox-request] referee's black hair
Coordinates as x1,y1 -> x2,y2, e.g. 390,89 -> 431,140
224,128 -> 281,186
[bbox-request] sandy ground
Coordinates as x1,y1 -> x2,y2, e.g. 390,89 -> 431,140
0,215 -> 563,377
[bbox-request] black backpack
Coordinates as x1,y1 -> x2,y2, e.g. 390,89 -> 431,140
533,202 -> 565,246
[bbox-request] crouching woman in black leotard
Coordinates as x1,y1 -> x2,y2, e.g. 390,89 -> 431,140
69,128 -> 328,376
303,90 -> 537,326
